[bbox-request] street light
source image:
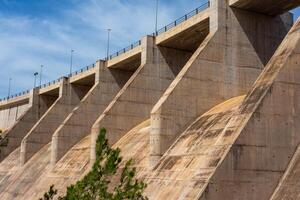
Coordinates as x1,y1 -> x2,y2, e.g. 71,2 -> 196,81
155,0 -> 159,34
34,72 -> 39,88
39,65 -> 43,86
106,29 -> 111,59
7,78 -> 12,99
70,49 -> 74,75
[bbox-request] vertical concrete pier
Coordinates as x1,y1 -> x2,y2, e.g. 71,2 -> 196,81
0,89 -> 55,161
50,60 -> 132,166
90,35 -> 193,163
20,77 -> 91,165
149,0 -> 293,167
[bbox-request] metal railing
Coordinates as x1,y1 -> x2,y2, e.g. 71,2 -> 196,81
39,77 -> 62,89
0,63 -> 96,102
68,63 -> 96,77
105,1 -> 209,61
105,40 -> 141,61
0,90 -> 30,102
152,1 -> 210,36
0,2 -> 210,102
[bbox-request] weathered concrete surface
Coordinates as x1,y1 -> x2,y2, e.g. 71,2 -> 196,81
0,0 -> 299,199
196,17 -> 300,200
230,0 -> 300,16
20,77 -> 90,165
145,96 -> 244,199
0,89 -> 55,162
114,17 -> 300,199
0,136 -> 91,199
51,60 -> 132,166
270,146 -> 300,200
149,0 -> 292,167
0,119 -> 150,200
90,35 -> 193,162
0,102 -> 29,131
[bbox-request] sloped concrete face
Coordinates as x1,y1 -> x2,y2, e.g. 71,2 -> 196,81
50,60 -> 132,166
90,35 -> 192,162
0,0 -> 300,199
20,77 -> 91,165
198,17 -> 300,200
149,0 -> 293,168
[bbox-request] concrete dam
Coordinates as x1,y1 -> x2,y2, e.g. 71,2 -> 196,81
0,0 -> 300,199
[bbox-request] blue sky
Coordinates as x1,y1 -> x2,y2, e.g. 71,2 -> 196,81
0,0 -> 299,98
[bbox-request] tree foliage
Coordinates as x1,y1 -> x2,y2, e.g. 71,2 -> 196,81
40,128 -> 147,200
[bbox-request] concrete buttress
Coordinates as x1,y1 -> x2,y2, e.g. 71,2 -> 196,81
90,35 -> 192,163
149,0 -> 293,168
0,89 -> 43,161
20,77 -> 85,165
50,60 -> 132,167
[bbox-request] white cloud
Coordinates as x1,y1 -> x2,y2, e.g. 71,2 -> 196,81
0,0 -> 195,97
1,0 -> 296,97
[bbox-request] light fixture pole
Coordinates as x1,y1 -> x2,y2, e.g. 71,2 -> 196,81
70,49 -> 74,75
155,0 -> 159,34
7,78 -> 12,99
39,65 -> 43,86
106,29 -> 111,59
34,72 -> 39,88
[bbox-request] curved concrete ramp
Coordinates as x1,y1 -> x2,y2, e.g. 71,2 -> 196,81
0,147 -> 20,192
0,144 -> 51,199
144,95 -> 245,199
21,136 -> 91,199
0,119 -> 150,199
0,136 -> 90,200
142,18 -> 300,199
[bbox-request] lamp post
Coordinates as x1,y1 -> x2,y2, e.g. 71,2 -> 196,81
70,49 -> 74,76
7,78 -> 12,99
39,65 -> 43,87
155,0 -> 159,34
106,29 -> 111,60
34,72 -> 39,88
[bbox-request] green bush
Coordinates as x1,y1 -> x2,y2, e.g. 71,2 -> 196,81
40,128 -> 148,200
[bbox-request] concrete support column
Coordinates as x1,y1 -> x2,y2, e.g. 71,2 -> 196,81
50,60 -> 130,167
20,77 -> 82,166
148,0 -> 292,168
90,35 -> 192,164
0,88 -> 41,162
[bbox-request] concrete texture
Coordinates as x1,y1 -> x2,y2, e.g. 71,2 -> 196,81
149,0 -> 292,167
0,103 -> 29,131
270,146 -> 300,200
50,60 -> 132,166
196,17 -> 300,199
20,77 -> 90,165
0,0 -> 299,199
90,35 -> 192,162
0,89 -> 56,162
